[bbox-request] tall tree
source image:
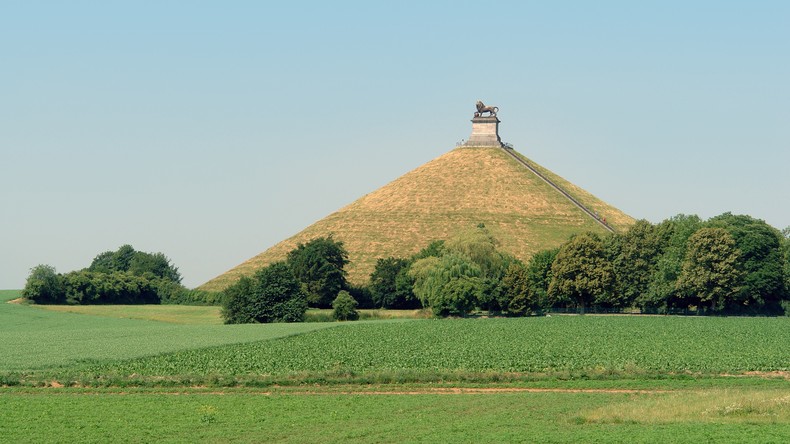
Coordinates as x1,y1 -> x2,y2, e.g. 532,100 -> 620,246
784,228 -> 790,305
286,236 -> 349,308
500,248 -> 559,315
525,248 -> 559,310
611,220 -> 664,308
707,213 -> 786,312
644,214 -> 703,312
443,225 -> 517,312
548,232 -> 615,313
676,227 -> 742,312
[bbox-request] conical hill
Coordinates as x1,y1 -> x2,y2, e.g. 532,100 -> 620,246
199,146 -> 634,291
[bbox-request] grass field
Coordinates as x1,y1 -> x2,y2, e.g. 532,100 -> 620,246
75,316 -> 790,382
2,387 -> 789,443
3,291 -> 789,442
0,290 -> 338,371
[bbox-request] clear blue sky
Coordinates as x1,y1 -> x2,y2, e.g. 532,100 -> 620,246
2,1 -> 788,289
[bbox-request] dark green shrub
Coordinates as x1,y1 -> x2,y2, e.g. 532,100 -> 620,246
332,290 -> 359,321
22,264 -> 64,304
222,262 -> 307,324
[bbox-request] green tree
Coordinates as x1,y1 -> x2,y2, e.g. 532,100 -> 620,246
676,227 -> 742,312
129,252 -> 182,284
222,262 -> 307,324
89,245 -> 182,284
443,225 -> 517,312
436,276 -> 483,317
784,227 -> 790,307
548,232 -> 615,313
412,240 -> 446,260
369,257 -> 419,309
500,261 -> 531,315
410,253 -> 482,317
707,213 -> 786,313
22,264 -> 64,304
643,214 -> 703,312
89,244 -> 136,273
220,276 -> 257,324
524,248 -> 559,310
25,245 -> 185,305
332,290 -> 359,321
286,236 -> 349,308
610,220 -> 663,308
445,225 -> 500,276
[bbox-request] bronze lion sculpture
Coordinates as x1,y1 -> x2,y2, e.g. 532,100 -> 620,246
475,101 -> 498,117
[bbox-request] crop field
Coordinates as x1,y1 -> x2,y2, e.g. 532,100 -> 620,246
2,290 -> 790,442
0,291 -> 337,371
80,316 -> 790,380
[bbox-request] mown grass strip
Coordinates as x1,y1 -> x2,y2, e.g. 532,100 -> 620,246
1,386 -> 788,443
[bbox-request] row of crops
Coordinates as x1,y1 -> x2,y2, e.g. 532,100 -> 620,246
85,316 -> 790,377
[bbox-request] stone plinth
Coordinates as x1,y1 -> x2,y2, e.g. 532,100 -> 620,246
463,116 -> 502,147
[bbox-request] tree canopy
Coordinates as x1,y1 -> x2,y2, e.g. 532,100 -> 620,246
548,232 -> 615,313
369,257 -> 418,309
372,213 -> 788,317
286,235 -> 349,308
222,262 -> 307,324
89,244 -> 181,284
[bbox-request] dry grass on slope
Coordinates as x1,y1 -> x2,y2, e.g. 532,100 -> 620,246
200,147 -> 633,291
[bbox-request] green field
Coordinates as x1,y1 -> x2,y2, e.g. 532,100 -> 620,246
3,387 -> 789,443
2,290 -> 789,442
79,316 -> 790,381
0,290 -> 337,371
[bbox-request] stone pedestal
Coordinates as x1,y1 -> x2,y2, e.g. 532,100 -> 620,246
463,116 -> 502,147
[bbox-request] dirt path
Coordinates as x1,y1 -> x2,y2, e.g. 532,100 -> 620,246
27,384 -> 672,396
263,387 -> 669,396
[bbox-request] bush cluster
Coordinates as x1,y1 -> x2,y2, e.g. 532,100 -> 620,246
22,245 -> 188,305
221,236 -> 355,324
222,262 -> 307,324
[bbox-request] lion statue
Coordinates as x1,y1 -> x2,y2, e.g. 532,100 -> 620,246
475,100 -> 498,117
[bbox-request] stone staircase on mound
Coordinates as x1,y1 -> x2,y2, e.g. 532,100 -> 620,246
500,147 -> 615,233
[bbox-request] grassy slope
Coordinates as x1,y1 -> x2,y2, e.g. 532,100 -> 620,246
200,147 -> 634,292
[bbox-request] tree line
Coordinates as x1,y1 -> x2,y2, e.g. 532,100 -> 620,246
21,212 -> 790,322
22,245 -> 219,305
368,213 -> 790,316
224,212 -> 790,322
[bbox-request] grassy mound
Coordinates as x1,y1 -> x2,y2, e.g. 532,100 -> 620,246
201,147 -> 633,291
